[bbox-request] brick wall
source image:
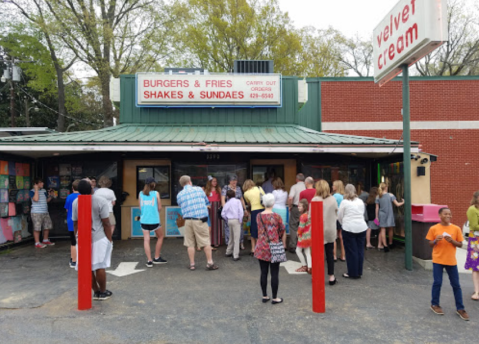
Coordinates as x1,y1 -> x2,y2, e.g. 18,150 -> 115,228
322,80 -> 479,122
322,79 -> 479,226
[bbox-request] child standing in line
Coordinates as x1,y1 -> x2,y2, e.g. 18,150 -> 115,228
295,199 -> 312,274
222,189 -> 244,261
426,207 -> 469,321
64,179 -> 81,268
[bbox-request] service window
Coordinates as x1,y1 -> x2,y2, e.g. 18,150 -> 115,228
137,166 -> 170,199
251,165 -> 284,185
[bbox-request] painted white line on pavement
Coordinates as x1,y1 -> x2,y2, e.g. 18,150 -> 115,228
107,262 -> 145,277
280,260 -> 308,275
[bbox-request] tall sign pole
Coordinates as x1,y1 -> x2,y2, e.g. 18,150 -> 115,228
402,65 -> 413,271
373,0 -> 448,270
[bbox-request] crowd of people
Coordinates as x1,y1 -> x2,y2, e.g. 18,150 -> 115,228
27,172 -> 479,317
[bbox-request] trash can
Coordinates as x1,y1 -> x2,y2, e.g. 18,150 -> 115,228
411,204 -> 448,260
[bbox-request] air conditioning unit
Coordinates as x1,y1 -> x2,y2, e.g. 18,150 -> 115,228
234,60 -> 274,74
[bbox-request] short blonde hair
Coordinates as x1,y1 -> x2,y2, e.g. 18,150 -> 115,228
344,184 -> 357,201
179,175 -> 191,187
315,179 -> 330,198
333,180 -> 344,195
243,179 -> 255,192
98,175 -> 112,188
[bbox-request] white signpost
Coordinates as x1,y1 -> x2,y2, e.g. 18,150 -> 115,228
136,73 -> 282,107
373,0 -> 448,271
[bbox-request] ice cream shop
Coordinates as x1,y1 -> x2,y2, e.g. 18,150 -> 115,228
0,62 -> 434,247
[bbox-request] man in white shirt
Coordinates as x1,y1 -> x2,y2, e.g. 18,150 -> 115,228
288,173 -> 306,252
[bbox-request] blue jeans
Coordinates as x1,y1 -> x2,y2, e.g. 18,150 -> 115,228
342,230 -> 366,278
431,263 -> 464,310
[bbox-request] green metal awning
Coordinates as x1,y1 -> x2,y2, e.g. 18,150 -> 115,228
0,124 -> 418,158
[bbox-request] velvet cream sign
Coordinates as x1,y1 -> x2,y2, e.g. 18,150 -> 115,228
373,0 -> 448,85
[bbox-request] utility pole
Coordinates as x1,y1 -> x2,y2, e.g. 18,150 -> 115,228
1,57 -> 35,128
24,98 -> 30,127
10,78 -> 15,127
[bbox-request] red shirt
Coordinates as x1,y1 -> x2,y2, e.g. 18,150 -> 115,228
299,188 -> 316,204
207,190 -> 221,203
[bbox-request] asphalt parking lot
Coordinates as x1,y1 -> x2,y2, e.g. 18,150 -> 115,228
0,238 -> 476,344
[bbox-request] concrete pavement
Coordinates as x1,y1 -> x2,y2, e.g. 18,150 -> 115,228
0,239 -> 476,344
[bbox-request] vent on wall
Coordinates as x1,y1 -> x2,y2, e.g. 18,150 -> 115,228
234,60 -> 274,74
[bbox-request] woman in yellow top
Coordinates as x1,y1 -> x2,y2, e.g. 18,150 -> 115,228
243,179 -> 265,255
465,190 -> 479,300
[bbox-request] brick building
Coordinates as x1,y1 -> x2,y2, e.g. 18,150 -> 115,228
317,76 -> 479,225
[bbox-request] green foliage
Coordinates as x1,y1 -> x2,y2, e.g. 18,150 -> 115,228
0,23 -> 58,97
169,0 -> 302,74
297,27 -> 346,77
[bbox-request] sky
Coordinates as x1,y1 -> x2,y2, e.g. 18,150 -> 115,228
277,0 -> 406,38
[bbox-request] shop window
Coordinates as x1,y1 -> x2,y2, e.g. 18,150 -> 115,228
43,160 -> 118,238
172,163 -> 247,203
302,164 -> 348,185
137,166 -> 170,199
301,163 -> 368,192
251,165 -> 284,185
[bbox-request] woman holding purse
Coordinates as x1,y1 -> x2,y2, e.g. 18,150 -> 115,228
254,193 -> 286,304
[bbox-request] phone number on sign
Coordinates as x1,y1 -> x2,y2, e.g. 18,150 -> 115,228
249,93 -> 275,99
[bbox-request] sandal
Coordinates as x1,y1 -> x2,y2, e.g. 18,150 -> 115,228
205,263 -> 219,271
189,264 -> 196,271
472,292 -> 479,301
295,266 -> 308,273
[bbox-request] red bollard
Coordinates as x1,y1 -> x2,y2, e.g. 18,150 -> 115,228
78,195 -> 92,311
311,201 -> 325,313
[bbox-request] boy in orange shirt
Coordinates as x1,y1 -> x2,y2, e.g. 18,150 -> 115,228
426,207 -> 469,321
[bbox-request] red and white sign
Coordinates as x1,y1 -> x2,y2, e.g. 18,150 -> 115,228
373,0 -> 448,86
137,73 -> 281,107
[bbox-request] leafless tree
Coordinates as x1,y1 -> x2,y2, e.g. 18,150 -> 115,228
339,34 -> 373,77
415,0 -> 479,76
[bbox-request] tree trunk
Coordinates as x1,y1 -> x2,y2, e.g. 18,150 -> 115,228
56,65 -> 66,132
99,68 -> 114,127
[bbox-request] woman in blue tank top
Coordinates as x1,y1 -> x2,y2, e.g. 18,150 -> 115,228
139,177 -> 167,267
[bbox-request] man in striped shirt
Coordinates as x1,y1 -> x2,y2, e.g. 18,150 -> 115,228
177,175 -> 218,271
30,178 -> 56,248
